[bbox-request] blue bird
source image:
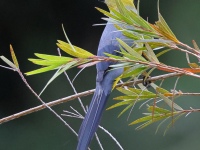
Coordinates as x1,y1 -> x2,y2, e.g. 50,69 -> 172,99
77,0 -> 135,149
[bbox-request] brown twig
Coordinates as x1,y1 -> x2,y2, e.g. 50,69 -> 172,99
16,69 -> 78,135
0,72 -> 192,125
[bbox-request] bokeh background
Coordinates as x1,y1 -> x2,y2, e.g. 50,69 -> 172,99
0,0 -> 200,150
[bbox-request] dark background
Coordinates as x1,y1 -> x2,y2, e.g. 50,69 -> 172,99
0,0 -> 200,150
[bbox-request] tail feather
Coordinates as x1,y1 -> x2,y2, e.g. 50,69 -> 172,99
77,85 -> 109,150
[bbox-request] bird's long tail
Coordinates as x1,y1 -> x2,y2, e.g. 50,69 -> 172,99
77,85 -> 110,150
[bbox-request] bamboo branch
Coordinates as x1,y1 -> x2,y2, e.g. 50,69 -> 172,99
0,72 -> 188,125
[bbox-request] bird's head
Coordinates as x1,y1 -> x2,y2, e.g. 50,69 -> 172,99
99,0 -> 135,9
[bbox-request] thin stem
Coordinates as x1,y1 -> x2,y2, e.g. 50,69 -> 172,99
99,126 -> 124,150
17,69 -> 77,136
64,72 -> 87,113
179,42 -> 200,55
0,65 -> 16,71
0,72 -> 191,125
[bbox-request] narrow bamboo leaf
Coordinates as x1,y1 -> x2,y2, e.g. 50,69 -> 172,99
102,17 -> 128,26
119,48 -> 143,61
114,94 -> 156,100
152,11 -> 179,44
114,25 -> 140,40
129,115 -> 154,125
117,38 -> 147,61
115,0 -> 133,17
25,65 -> 59,75
121,64 -> 142,77
95,7 -> 121,21
152,24 -> 179,44
118,103 -> 133,117
128,87 -> 155,95
104,52 -> 124,59
109,6 -> 133,25
39,61 -> 77,95
145,43 -> 160,63
122,66 -> 147,78
188,63 -> 199,68
112,73 -> 122,90
107,100 -> 132,110
134,47 -> 146,52
133,29 -> 159,37
150,83 -> 169,94
136,39 -> 171,44
135,120 -> 153,130
0,56 -> 17,69
109,62 -> 132,68
10,45 -> 19,68
34,53 -> 73,61
158,13 -> 176,38
57,40 -> 93,58
192,40 -> 200,51
117,87 -> 136,95
156,49 -> 171,57
148,106 -> 171,114
134,114 -> 171,130
28,59 -> 70,66
128,10 -> 154,31
130,113 -> 171,126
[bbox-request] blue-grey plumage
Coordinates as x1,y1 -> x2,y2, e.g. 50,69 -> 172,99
76,22 -> 128,150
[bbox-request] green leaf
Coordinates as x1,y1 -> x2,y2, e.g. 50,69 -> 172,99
151,8 -> 179,43
118,47 -> 143,61
130,113 -> 173,127
25,65 -> 59,75
95,7 -> 121,21
117,38 -> 147,61
151,83 -> 169,94
145,43 -> 160,63
107,100 -> 133,110
104,52 -> 124,59
129,115 -> 155,125
147,106 -> 171,114
127,9 -> 154,31
57,40 -> 94,58
118,103 -> 133,117
114,94 -> 156,100
132,29 -> 159,38
121,66 -> 147,78
135,39 -> 172,44
114,25 -> 141,40
128,87 -> 155,95
109,6 -> 133,25
28,59 -> 70,66
156,49 -> 171,57
116,87 -> 136,95
34,53 -> 73,61
39,60 -> 78,95
157,12 -> 176,39
10,45 -> 19,68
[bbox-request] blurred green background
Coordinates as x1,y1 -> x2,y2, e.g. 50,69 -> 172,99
0,0 -> 200,149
